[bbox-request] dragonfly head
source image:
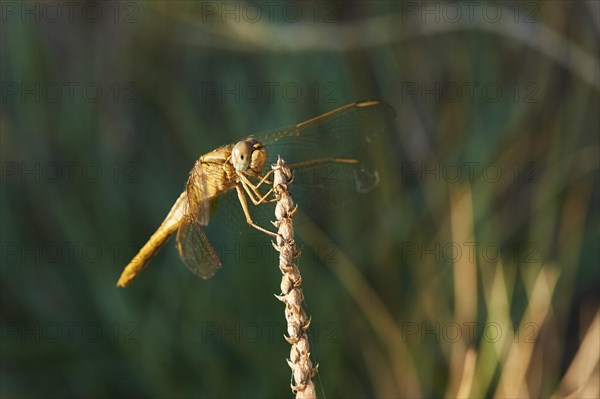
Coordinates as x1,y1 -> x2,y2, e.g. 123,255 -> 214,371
231,138 -> 267,174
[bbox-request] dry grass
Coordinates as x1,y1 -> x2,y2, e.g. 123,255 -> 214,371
272,158 -> 317,398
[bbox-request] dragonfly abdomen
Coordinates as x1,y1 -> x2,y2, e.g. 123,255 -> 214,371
116,192 -> 187,287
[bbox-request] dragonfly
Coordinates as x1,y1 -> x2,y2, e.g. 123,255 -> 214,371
116,100 -> 395,287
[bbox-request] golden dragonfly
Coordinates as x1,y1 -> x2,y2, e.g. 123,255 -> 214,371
116,100 -> 394,287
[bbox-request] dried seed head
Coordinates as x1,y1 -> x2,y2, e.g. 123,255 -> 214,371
296,338 -> 309,354
278,221 -> 294,241
272,157 -> 316,398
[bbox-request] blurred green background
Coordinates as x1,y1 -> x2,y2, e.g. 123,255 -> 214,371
1,1 -> 598,398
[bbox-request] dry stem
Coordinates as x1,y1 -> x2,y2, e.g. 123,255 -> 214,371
272,157 -> 318,399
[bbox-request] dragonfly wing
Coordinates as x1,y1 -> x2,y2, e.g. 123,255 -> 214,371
250,101 -> 395,220
256,101 -> 395,166
185,159 -> 216,226
178,160 -> 229,278
176,214 -> 222,279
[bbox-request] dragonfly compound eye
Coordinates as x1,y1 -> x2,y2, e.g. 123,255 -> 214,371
250,142 -> 267,174
232,140 -> 253,171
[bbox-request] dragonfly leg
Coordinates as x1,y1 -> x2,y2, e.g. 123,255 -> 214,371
255,169 -> 275,187
249,170 -> 276,194
248,184 -> 275,205
238,173 -> 276,205
240,169 -> 275,200
236,185 -> 277,237
239,172 -> 267,200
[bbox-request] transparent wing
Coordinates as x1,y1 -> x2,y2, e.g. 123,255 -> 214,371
185,159 -> 219,226
176,212 -> 222,279
256,101 -> 395,167
176,160 -> 225,279
252,100 -> 396,219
